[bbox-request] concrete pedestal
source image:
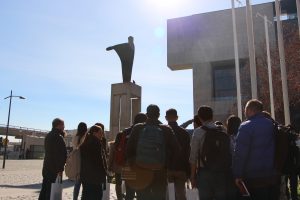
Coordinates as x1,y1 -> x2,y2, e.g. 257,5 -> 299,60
109,82 -> 141,141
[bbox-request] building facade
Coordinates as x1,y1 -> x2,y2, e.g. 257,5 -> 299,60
167,0 -> 298,122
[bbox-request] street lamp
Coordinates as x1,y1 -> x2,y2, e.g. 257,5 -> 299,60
256,13 -> 275,120
231,0 -> 242,119
275,0 -> 290,125
246,0 -> 258,99
2,90 -> 25,169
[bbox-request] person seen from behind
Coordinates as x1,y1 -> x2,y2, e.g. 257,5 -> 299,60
165,108 -> 190,200
39,118 -> 67,200
232,99 -> 278,200
110,113 -> 147,200
190,106 -> 230,200
72,122 -> 88,200
80,125 -> 107,200
226,115 -> 241,154
126,104 -> 180,200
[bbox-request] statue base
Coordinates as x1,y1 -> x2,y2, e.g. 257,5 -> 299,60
109,82 -> 141,141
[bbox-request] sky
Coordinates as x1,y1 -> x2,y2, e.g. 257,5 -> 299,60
0,0 -> 273,131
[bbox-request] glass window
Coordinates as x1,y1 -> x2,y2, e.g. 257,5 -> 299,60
213,66 -> 237,98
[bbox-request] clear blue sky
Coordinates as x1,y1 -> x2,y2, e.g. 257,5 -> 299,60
0,0 -> 272,131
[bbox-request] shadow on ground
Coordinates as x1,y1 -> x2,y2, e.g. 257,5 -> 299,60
0,180 -> 74,190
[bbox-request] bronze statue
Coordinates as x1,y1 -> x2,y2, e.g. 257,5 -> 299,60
106,36 -> 135,83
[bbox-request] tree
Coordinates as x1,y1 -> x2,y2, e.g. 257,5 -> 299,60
240,20 -> 300,125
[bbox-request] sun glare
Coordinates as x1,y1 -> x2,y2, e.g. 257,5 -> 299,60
145,0 -> 184,13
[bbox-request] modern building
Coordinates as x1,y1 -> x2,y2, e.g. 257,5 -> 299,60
167,0 -> 298,122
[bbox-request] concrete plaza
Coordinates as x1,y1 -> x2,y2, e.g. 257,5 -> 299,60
0,160 -> 117,200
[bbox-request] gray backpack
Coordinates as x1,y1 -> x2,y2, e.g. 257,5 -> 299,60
136,125 -> 166,170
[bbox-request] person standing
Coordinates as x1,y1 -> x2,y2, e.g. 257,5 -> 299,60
39,118 -> 67,200
190,106 -> 230,200
233,99 -> 278,200
110,113 -> 147,200
72,122 -> 88,200
126,104 -> 180,200
80,125 -> 107,200
165,108 -> 190,200
226,115 -> 241,154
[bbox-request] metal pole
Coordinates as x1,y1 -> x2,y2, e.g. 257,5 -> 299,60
275,0 -> 290,125
2,90 -> 12,169
297,0 -> 300,38
246,0 -> 258,99
231,0 -> 242,119
118,96 -> 122,132
264,16 -> 275,119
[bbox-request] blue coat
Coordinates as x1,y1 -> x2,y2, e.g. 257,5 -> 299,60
232,113 -> 276,180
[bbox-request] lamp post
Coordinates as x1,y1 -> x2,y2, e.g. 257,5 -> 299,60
231,0 -> 242,119
275,0 -> 290,125
296,0 -> 300,38
2,90 -> 26,169
246,0 -> 258,99
256,13 -> 275,119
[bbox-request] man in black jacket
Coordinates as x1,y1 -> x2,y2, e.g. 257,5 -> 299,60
39,118 -> 67,200
166,108 -> 190,200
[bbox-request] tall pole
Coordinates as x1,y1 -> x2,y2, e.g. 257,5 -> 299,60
297,0 -> 300,38
246,0 -> 258,99
2,90 -> 12,169
275,0 -> 290,125
264,15 -> 275,119
231,0 -> 242,119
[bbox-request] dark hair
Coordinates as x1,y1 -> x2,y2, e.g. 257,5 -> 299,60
166,108 -> 178,117
246,99 -> 263,113
52,118 -> 64,128
146,104 -> 160,119
134,113 -> 147,124
194,115 -> 202,127
227,115 -> 241,136
95,123 -> 104,131
89,125 -> 102,135
197,106 -> 213,121
77,122 -> 87,143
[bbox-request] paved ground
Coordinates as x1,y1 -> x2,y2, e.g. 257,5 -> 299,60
0,160 -> 117,200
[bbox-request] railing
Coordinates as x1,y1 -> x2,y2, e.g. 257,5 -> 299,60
0,124 -> 49,134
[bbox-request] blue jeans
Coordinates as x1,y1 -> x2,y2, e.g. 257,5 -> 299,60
73,181 -> 81,200
81,183 -> 103,200
197,169 -> 227,200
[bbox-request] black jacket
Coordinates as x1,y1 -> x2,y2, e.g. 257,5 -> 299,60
126,119 -> 181,170
42,128 -> 67,177
168,122 -> 191,176
80,134 -> 107,185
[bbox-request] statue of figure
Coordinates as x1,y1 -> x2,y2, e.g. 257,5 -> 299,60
106,36 -> 135,83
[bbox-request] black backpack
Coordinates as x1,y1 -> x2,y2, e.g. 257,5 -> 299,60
275,124 -> 300,175
200,126 -> 231,172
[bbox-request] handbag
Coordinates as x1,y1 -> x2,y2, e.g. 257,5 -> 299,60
186,189 -> 199,200
167,182 -> 175,200
50,175 -> 62,200
102,179 -> 111,200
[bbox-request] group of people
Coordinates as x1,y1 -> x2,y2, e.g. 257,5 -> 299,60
38,119 -> 108,200
38,99 -> 299,200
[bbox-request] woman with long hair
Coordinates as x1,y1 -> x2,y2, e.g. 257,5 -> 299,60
80,125 -> 107,200
72,122 -> 88,200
